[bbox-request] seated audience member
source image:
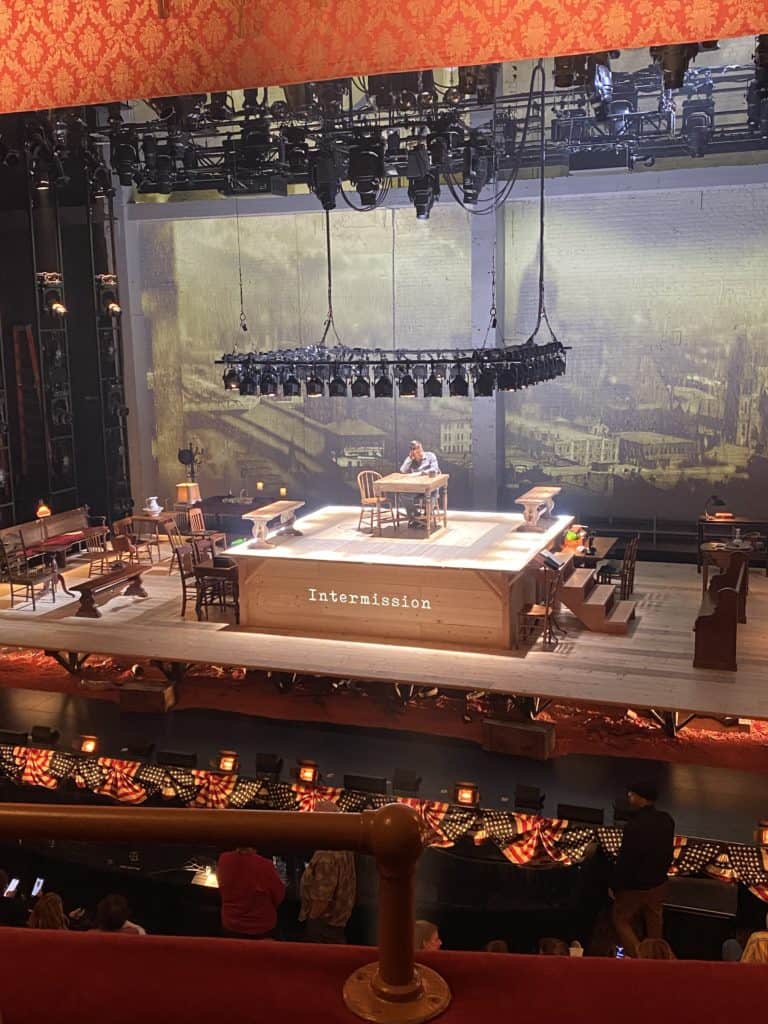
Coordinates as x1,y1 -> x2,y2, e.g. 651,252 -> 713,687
637,938 -> 675,960
300,800 -> 356,944
722,926 -> 750,962
414,920 -> 442,951
569,940 -> 584,957
0,869 -> 27,927
96,895 -> 146,935
484,939 -> 509,953
741,932 -> 768,963
217,845 -> 285,939
27,893 -> 68,930
538,937 -> 569,956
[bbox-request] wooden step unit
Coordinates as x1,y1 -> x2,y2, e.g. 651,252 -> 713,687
557,558 -> 637,635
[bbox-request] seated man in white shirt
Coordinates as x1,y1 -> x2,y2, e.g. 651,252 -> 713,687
399,440 -> 440,528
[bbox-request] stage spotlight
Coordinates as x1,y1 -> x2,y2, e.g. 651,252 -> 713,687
259,369 -> 279,397
113,134 -> 138,186
374,370 -> 393,398
306,374 -> 324,398
424,370 -> 443,398
682,98 -> 714,157
462,139 -> 490,206
497,363 -> 519,391
351,373 -> 371,398
344,773 -> 388,795
217,749 -> 239,773
392,768 -> 421,795
309,144 -> 342,211
449,366 -> 469,397
223,366 -> 241,391
37,272 -> 66,316
650,43 -> 699,90
208,92 -> 230,120
0,730 -> 28,747
156,750 -> 197,769
297,759 -> 319,785
348,136 -> 384,207
254,753 -> 283,780
473,365 -> 495,397
239,371 -> 259,396
444,86 -> 461,105
398,371 -> 417,398
328,374 -> 348,398
454,781 -> 480,806
556,802 -> 604,826
95,273 -> 121,317
514,784 -> 545,813
30,725 -> 60,749
282,372 -> 301,398
407,145 -> 439,220
120,740 -> 155,759
79,735 -> 98,755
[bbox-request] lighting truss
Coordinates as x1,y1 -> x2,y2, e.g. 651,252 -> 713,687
216,341 -> 568,399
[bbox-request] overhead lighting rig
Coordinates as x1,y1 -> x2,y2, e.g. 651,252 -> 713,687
95,274 -> 121,318
37,272 -> 67,316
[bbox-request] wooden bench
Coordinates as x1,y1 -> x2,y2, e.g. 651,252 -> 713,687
693,552 -> 748,671
241,500 -> 305,547
70,564 -> 150,619
0,507 -> 106,566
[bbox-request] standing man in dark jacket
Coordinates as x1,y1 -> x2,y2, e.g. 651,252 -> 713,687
611,781 -> 675,957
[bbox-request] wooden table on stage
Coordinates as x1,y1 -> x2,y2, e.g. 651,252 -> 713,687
372,473 -> 449,537
573,535 -> 618,569
697,515 -> 768,575
241,500 -> 305,547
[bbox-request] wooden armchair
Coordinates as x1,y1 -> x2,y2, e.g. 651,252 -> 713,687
0,534 -> 58,610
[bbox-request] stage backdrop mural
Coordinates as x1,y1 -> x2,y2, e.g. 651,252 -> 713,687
137,180 -> 768,522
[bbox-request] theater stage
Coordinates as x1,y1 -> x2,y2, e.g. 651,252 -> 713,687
0,542 -> 767,723
229,505 -> 572,650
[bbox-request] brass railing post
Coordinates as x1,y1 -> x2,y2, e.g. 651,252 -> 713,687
0,803 -> 450,1022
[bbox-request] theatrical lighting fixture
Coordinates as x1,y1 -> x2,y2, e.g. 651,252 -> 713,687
328,373 -> 348,398
259,369 -> 279,397
309,144 -> 342,211
79,735 -> 99,755
254,753 -> 283,780
351,372 -> 371,398
222,366 -> 241,391
449,366 -> 469,397
217,749 -> 239,773
650,43 -> 699,90
30,725 -> 60,749
462,138 -> 491,205
282,372 -> 301,398
112,131 -> 138,186
95,273 -> 121,317
36,272 -> 67,316
407,144 -> 439,220
0,730 -> 28,747
454,781 -> 480,806
374,369 -> 393,398
239,370 -> 259,396
423,370 -> 443,398
343,774 -> 388,795
473,365 -> 495,397
398,370 -> 418,398
556,803 -> 605,826
683,98 -> 715,157
297,759 -> 319,785
514,784 -> 545,813
208,92 -> 230,120
306,374 -> 324,398
348,136 -> 384,207
392,768 -> 422,796
156,750 -> 198,769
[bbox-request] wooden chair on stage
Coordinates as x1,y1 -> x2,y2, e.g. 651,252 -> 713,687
163,520 -> 187,574
110,534 -> 138,565
597,534 -> 639,599
83,528 -> 113,577
187,507 -> 227,551
113,516 -> 160,565
175,543 -> 197,618
519,568 -> 562,649
191,537 -> 215,564
0,534 -> 58,611
357,470 -> 398,533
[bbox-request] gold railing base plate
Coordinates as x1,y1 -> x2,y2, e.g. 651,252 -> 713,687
344,963 -> 451,1023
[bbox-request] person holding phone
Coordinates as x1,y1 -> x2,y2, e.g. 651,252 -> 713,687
0,869 -> 27,927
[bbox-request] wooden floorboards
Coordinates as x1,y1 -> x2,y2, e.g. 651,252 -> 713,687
0,551 -> 766,721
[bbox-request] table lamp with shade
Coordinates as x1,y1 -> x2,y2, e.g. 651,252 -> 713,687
175,482 -> 202,506
36,499 -> 52,519
704,495 -> 728,519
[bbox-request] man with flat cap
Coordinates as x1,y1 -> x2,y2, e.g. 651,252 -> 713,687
611,781 -> 675,957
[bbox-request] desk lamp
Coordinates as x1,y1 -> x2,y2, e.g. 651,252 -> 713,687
704,495 -> 727,520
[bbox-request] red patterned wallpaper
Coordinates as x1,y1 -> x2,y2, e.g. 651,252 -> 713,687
0,0 -> 766,114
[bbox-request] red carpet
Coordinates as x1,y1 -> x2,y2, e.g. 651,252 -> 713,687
1,647 -> 767,774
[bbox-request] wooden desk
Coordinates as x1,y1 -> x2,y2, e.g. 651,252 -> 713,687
700,542 -> 753,594
572,536 -> 618,568
515,486 -> 561,528
697,516 -> 768,574
372,473 -> 449,537
241,500 -> 305,547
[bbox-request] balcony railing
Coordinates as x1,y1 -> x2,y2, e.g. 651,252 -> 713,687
0,801 -> 451,1023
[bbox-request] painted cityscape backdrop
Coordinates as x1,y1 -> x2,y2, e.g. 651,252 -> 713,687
137,180 -> 768,520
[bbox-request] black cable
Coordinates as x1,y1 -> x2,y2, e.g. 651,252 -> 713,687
319,208 -> 341,345
234,195 -> 247,334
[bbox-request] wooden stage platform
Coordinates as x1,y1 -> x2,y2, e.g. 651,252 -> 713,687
0,538 -> 766,721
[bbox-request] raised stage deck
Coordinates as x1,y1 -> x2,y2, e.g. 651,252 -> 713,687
0,545 -> 767,721
228,506 -> 572,650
